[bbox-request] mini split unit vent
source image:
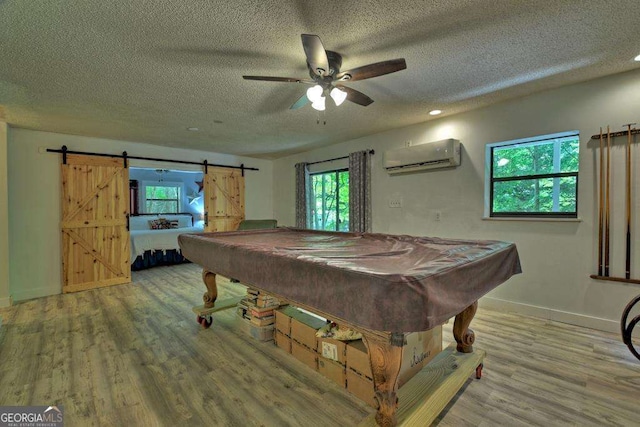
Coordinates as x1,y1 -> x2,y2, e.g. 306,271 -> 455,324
383,139 -> 461,174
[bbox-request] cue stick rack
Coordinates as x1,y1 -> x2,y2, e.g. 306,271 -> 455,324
589,124 -> 640,285
591,125 -> 640,362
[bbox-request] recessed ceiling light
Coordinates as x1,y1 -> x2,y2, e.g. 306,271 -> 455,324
187,127 -> 199,131
635,54 -> 640,61
429,110 -> 442,116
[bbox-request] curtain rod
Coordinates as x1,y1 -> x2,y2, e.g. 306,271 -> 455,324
46,146 -> 259,175
307,149 -> 375,166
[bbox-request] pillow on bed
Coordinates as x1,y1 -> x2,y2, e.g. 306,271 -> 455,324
162,214 -> 192,228
149,218 -> 177,229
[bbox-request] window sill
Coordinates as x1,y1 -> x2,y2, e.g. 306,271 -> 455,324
482,216 -> 582,222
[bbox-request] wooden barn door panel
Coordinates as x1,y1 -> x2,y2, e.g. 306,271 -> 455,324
204,167 -> 245,232
61,154 -> 131,293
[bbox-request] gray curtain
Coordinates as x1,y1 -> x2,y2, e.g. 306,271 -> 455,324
348,150 -> 372,232
295,162 -> 311,228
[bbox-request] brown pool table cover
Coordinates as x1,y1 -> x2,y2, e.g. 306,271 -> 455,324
178,228 -> 521,332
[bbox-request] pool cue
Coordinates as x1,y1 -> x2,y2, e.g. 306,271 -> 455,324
598,127 -> 604,276
624,123 -> 635,279
605,126 -> 611,277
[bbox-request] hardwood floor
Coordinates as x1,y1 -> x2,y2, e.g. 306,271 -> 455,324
0,263 -> 638,426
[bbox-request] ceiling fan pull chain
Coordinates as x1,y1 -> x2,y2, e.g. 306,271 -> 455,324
316,111 -> 327,125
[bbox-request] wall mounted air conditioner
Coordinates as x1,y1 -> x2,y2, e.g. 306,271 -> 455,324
383,139 -> 461,174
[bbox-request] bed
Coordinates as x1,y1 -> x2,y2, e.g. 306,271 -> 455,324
130,213 -> 203,270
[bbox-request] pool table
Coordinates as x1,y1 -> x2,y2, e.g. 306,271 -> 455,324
178,228 -> 521,426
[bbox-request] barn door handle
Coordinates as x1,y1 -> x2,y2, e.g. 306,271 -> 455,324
126,214 -> 130,231
204,212 -> 208,228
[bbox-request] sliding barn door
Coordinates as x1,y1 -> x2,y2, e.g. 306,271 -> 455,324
61,155 -> 131,293
204,167 -> 245,232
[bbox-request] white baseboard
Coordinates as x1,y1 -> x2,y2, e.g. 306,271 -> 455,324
480,296 -> 620,334
0,296 -> 11,308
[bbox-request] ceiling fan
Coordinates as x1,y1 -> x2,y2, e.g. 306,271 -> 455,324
243,34 -> 407,111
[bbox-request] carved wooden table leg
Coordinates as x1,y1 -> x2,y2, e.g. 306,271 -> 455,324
362,332 -> 404,427
202,269 -> 218,308
453,301 -> 478,353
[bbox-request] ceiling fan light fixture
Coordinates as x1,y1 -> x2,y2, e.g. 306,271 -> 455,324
330,87 -> 347,106
307,85 -> 323,103
311,96 -> 326,111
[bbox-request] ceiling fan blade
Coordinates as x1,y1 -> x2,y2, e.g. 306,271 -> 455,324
301,34 -> 329,77
335,58 -> 406,82
290,93 -> 309,110
336,85 -> 374,106
243,76 -> 315,84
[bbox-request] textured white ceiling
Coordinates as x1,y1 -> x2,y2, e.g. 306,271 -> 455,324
1,0 -> 639,159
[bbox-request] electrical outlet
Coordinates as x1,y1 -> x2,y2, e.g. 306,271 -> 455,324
389,198 -> 402,208
434,211 -> 441,221
404,140 -> 412,147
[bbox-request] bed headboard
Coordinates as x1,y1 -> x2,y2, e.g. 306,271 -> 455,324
130,213 -> 194,230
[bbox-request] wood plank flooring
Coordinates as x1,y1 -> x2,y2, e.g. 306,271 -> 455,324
0,263 -> 639,426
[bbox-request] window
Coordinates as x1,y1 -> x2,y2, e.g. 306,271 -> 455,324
309,169 -> 349,231
145,184 -> 181,213
486,131 -> 579,218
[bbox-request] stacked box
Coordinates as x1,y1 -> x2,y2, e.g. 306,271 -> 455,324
274,306 -> 299,353
238,288 -> 283,342
275,330 -> 291,353
290,310 -> 326,350
273,306 -> 326,371
398,326 -> 442,386
271,308 -> 444,404
346,369 -> 376,407
346,339 -> 372,378
290,309 -> 325,370
318,358 -> 346,387
344,326 -> 443,407
291,340 -> 317,370
317,337 -> 347,365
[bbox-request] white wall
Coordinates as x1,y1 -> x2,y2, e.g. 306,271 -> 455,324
7,129 -> 273,301
273,68 -> 640,333
0,122 -> 10,307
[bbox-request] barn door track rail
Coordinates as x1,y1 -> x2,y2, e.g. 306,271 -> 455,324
47,145 -> 259,176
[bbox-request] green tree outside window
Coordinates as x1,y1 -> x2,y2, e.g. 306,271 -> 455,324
145,185 -> 181,213
310,170 -> 349,231
489,133 -> 579,217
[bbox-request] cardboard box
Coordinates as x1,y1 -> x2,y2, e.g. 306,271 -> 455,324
318,358 -> 346,388
291,340 -> 317,371
317,337 -> 347,365
346,339 -> 372,378
290,310 -> 326,350
346,369 -> 377,408
251,315 -> 275,327
274,306 -> 299,336
275,330 -> 291,354
345,326 -> 443,387
249,324 -> 274,342
399,326 -> 442,387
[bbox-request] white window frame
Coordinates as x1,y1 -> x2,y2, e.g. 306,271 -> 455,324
308,168 -> 350,232
484,130 -> 579,218
141,181 -> 184,214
